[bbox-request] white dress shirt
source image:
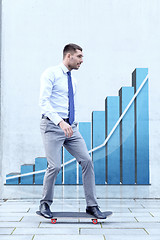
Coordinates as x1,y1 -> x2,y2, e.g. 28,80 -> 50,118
39,63 -> 77,125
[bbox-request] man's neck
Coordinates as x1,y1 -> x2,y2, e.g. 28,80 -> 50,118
63,61 -> 72,71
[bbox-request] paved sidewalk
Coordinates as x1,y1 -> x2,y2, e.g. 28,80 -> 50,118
0,198 -> 160,240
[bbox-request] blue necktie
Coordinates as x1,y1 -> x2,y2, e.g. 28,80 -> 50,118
67,71 -> 75,125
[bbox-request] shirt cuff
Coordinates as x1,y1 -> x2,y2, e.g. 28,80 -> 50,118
48,113 -> 63,126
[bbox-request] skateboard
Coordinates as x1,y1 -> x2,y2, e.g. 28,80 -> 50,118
36,211 -> 112,224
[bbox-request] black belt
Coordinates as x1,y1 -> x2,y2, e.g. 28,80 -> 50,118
42,115 -> 50,120
42,115 -> 69,124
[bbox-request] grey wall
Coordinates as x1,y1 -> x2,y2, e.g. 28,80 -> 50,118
1,0 -> 160,197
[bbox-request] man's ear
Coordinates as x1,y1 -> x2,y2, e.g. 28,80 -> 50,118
66,52 -> 71,59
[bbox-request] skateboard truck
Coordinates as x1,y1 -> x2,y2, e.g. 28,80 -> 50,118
50,217 -> 98,224
51,218 -> 57,224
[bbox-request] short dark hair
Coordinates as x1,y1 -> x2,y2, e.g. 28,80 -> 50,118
63,43 -> 82,58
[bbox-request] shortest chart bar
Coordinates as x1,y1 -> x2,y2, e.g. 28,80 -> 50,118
119,87 -> 135,184
6,173 -> 20,184
21,164 -> 35,184
105,96 -> 120,184
78,122 -> 91,184
92,111 -> 105,184
35,157 -> 47,184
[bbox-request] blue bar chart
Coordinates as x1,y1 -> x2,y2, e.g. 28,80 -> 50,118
5,68 -> 150,185
132,68 -> 149,184
6,173 -> 20,184
21,164 -> 34,184
92,111 -> 106,184
35,157 -> 47,185
55,149 -> 63,184
78,122 -> 91,184
119,87 -> 135,184
63,148 -> 76,184
105,96 -> 120,184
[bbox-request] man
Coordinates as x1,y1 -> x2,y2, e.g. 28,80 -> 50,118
39,43 -> 105,219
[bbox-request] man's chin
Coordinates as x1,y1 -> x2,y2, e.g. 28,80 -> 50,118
73,66 -> 80,70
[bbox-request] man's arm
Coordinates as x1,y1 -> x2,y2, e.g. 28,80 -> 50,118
39,68 -> 73,137
39,68 -> 63,125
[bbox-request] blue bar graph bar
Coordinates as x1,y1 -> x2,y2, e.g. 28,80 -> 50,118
119,87 -> 135,184
6,173 -> 20,184
92,111 -> 105,184
105,96 -> 120,184
132,68 -> 149,184
64,149 -> 76,184
78,122 -> 91,184
35,157 -> 47,184
21,164 -> 34,184
55,148 -> 63,184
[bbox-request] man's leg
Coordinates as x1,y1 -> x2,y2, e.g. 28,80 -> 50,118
63,123 -> 98,207
40,119 -> 65,211
63,123 -> 106,219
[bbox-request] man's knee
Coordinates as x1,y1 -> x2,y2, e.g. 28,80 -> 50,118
80,156 -> 93,169
48,164 -> 61,174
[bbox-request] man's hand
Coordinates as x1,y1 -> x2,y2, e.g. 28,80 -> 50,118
59,120 -> 73,138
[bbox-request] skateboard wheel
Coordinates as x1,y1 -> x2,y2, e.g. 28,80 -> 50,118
51,219 -> 57,224
92,219 -> 98,224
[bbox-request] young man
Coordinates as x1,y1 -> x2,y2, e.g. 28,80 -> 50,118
39,43 -> 105,219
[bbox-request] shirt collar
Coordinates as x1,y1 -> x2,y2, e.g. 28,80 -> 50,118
60,63 -> 69,74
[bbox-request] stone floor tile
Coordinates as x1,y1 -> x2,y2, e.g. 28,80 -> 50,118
104,217 -> 136,222
40,222 -> 101,228
105,235 -> 160,240
148,211 -> 160,217
135,217 -> 160,222
0,216 -> 22,222
130,208 -> 159,213
0,213 -> 36,217
0,228 -> 14,234
0,235 -> 33,240
34,235 -> 104,240
21,216 -> 43,223
13,227 -> 78,235
141,203 -> 160,208
101,222 -> 160,229
80,228 -> 147,235
0,222 -> 39,227
114,212 -> 151,217
0,207 -> 30,213
146,228 -> 160,234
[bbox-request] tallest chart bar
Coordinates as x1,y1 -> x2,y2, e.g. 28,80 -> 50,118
132,68 -> 149,184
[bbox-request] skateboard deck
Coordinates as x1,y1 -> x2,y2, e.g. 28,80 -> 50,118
36,211 -> 113,224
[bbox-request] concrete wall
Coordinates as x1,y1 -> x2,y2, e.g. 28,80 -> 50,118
1,0 -> 160,196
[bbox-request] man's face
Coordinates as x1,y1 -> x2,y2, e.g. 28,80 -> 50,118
68,50 -> 83,70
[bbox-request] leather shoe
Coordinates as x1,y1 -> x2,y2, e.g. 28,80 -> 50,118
39,203 -> 53,218
86,206 -> 106,219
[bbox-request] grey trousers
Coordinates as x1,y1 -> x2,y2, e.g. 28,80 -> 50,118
40,118 -> 98,207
